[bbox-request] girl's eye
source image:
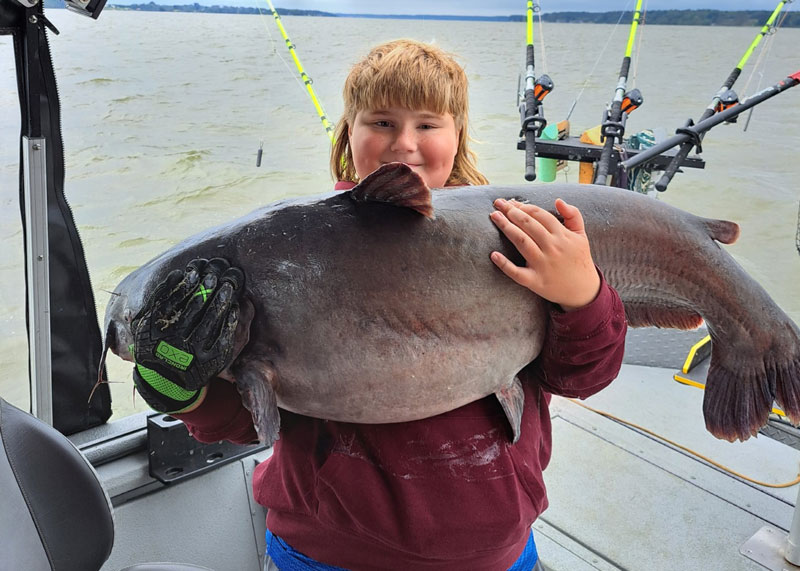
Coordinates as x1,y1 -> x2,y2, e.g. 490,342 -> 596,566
374,120 -> 391,128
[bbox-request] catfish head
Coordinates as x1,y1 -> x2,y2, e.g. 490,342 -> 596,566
100,265 -> 254,384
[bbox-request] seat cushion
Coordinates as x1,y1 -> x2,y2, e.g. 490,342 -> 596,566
0,405 -> 51,569
0,398 -> 114,570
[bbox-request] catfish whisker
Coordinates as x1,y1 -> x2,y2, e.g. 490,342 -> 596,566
101,289 -> 125,298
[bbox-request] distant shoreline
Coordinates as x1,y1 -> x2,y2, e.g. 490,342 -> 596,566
43,2 -> 800,27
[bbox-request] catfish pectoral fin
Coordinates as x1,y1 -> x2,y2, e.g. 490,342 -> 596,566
234,360 -> 280,447
495,376 -> 525,444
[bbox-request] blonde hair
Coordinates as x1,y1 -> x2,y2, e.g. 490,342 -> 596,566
330,39 -> 488,186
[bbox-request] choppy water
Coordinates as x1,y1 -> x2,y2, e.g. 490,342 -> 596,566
1,11 -> 798,418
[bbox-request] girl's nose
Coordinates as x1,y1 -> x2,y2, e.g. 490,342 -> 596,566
390,125 -> 417,152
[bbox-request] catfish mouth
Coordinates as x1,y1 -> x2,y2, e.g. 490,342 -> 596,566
103,313 -> 135,363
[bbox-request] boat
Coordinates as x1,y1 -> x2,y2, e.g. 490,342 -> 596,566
1,0 -> 800,569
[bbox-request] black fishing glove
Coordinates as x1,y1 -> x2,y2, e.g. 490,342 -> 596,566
131,258 -> 245,413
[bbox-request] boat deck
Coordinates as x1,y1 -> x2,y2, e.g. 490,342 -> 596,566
84,327 -> 800,570
539,328 -> 800,570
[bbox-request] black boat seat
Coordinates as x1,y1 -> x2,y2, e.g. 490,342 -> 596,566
0,397 -> 213,571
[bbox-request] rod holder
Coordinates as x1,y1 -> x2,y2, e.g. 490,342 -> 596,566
786,484 -> 800,565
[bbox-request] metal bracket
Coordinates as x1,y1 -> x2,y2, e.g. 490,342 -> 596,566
741,526 -> 800,571
520,113 -> 547,139
147,414 -> 266,484
599,108 -> 628,144
23,136 -> 52,425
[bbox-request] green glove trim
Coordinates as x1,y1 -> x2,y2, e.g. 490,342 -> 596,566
136,363 -> 198,402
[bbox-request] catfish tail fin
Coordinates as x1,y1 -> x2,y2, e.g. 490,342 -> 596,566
703,322 -> 800,441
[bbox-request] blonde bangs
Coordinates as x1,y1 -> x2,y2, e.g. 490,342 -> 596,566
344,41 -> 465,125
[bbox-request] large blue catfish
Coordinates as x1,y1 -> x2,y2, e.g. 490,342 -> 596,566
104,163 -> 800,446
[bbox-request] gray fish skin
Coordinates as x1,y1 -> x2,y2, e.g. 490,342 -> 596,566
104,166 -> 800,445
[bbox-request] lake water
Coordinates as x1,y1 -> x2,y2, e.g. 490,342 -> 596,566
1,11 -> 798,418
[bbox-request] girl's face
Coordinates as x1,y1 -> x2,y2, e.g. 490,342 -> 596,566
348,107 -> 459,188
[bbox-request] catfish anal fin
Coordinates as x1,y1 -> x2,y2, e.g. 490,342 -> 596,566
495,376 -> 525,444
623,303 -> 704,330
350,162 -> 434,219
234,360 -> 280,447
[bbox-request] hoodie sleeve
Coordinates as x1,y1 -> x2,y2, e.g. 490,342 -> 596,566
174,378 -> 258,445
535,268 -> 627,398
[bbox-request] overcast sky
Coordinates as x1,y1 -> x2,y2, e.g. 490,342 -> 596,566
112,0 -> 798,13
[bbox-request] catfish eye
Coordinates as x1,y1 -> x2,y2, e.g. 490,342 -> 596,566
123,308 -> 133,323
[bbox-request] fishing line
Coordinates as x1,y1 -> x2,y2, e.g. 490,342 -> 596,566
534,1 -> 548,75
795,201 -> 800,256
565,0 -> 633,121
593,0 -> 644,185
741,7 -> 787,97
252,0 -> 334,166
252,0 -> 307,167
630,2 -> 647,89
742,8 -> 788,131
256,2 -> 307,94
570,399 -> 800,489
265,0 -> 335,142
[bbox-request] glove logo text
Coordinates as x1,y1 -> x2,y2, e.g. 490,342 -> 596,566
155,341 -> 194,371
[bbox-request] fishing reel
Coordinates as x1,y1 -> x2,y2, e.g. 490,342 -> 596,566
516,73 -> 554,181
715,88 -> 740,123
533,74 -> 554,105
620,88 -> 643,114
600,88 -> 644,144
518,74 -> 554,139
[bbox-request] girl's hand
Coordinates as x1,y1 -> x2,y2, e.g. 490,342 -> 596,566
489,198 -> 600,311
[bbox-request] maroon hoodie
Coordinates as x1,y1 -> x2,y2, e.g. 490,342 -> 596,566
178,184 -> 627,570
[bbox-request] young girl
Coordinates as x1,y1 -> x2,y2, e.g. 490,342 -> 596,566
133,39 -> 627,570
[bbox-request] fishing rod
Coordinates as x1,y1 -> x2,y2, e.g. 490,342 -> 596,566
648,0 -> 792,192
262,0 -> 334,154
621,70 -> 800,170
519,0 -> 553,181
593,0 -> 644,186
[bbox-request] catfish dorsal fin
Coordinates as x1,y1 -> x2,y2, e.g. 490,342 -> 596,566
350,162 -> 434,219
